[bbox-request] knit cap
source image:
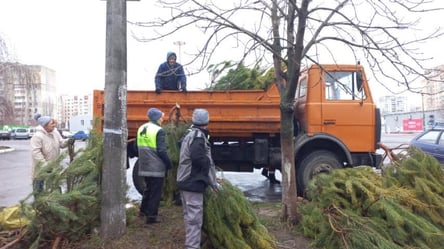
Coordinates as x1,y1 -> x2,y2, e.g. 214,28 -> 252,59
147,108 -> 164,121
34,113 -> 52,127
192,109 -> 209,126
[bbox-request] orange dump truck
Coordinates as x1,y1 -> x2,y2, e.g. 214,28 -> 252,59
93,64 -> 382,195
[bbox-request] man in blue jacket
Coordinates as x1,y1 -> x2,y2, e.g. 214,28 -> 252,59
155,52 -> 187,93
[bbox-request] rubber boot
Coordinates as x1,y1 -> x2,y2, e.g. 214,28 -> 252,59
146,216 -> 160,224
261,168 -> 269,179
268,172 -> 280,184
173,192 -> 182,206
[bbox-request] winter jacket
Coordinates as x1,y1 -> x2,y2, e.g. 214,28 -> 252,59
155,52 -> 187,90
30,126 -> 69,178
177,126 -> 217,193
137,121 -> 173,177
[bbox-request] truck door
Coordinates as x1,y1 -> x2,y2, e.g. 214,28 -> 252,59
321,70 -> 375,152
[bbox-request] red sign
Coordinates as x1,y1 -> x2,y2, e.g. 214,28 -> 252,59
403,119 -> 423,131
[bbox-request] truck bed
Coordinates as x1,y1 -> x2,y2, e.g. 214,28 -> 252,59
93,84 -> 281,139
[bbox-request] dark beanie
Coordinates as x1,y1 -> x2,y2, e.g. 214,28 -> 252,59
147,108 -> 164,121
192,109 -> 209,126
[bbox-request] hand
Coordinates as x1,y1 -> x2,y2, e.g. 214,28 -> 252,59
212,183 -> 222,192
155,88 -> 161,94
68,138 -> 75,145
167,163 -> 173,171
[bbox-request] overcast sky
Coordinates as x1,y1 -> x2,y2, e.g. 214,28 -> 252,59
0,0 -> 443,100
0,0 -> 206,95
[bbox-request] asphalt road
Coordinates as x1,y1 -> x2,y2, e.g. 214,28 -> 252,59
0,133 -> 416,208
0,139 -> 80,207
0,139 -> 33,207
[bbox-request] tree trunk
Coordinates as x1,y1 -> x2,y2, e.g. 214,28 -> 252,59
279,0 -> 309,224
279,103 -> 299,224
101,0 -> 127,239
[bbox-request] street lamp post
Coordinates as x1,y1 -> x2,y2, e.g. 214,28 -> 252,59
173,41 -> 186,61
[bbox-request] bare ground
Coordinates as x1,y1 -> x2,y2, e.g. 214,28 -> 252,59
63,202 -> 312,249
2,201 -> 312,249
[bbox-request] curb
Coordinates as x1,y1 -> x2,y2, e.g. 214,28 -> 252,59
0,147 -> 14,154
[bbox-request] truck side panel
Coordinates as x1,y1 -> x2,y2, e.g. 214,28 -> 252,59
93,85 -> 281,139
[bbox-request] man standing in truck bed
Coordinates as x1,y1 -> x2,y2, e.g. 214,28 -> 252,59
155,51 -> 187,93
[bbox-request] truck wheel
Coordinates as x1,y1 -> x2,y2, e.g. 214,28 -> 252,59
297,150 -> 342,196
132,159 -> 146,195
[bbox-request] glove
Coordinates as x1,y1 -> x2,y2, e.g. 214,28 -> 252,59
155,88 -> 161,94
212,183 -> 222,192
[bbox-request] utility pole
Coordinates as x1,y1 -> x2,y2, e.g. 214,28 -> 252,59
173,41 -> 186,61
101,0 -> 128,239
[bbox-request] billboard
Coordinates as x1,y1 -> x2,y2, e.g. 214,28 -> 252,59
403,119 -> 423,131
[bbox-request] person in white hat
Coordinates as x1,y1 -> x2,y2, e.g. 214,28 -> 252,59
30,113 -> 72,191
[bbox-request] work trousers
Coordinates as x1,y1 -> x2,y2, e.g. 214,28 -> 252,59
180,190 -> 204,249
140,176 -> 164,220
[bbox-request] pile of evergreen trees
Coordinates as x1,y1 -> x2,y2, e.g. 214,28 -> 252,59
299,148 -> 444,249
162,121 -> 189,205
20,130 -> 103,249
202,180 -> 276,249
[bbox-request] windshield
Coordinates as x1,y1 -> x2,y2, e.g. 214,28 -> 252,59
324,71 -> 366,101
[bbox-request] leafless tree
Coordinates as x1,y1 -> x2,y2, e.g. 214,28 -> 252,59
0,34 -> 15,125
129,0 -> 444,223
0,35 -> 8,63
0,33 -> 17,63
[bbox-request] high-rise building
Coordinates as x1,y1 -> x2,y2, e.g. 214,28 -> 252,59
57,94 -> 92,130
422,65 -> 444,111
378,95 -> 409,114
0,62 -> 56,126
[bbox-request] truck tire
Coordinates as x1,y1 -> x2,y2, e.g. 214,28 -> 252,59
132,159 -> 145,195
297,150 -> 342,196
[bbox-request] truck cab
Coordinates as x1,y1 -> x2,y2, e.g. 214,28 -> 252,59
293,64 -> 381,194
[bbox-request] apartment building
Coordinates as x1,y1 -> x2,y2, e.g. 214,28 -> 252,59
422,65 -> 444,111
0,62 -> 57,126
378,95 -> 410,114
57,94 -> 92,130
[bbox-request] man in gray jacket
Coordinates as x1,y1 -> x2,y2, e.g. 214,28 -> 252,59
137,108 -> 173,224
177,109 -> 218,249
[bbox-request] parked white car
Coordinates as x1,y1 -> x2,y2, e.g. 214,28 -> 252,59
14,128 -> 30,139
28,128 -> 35,138
61,130 -> 73,138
